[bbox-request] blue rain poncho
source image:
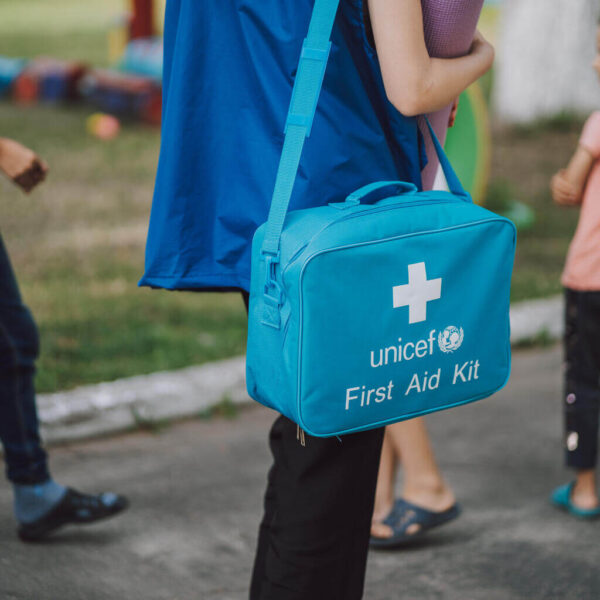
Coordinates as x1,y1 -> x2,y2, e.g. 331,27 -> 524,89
140,0 -> 425,291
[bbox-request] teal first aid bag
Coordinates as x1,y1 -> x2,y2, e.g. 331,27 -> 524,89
246,0 -> 516,437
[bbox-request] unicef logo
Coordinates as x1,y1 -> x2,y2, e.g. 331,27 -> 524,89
438,326 -> 464,353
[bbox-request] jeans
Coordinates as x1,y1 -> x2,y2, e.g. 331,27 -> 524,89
243,292 -> 385,600
0,233 -> 49,484
564,288 -> 600,470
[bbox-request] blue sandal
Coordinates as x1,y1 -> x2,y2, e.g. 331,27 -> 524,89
551,482 -> 600,520
370,498 -> 461,549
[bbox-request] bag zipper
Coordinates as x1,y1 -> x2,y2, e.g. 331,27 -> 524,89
282,197 -> 460,278
330,196 -> 459,226
296,424 -> 306,446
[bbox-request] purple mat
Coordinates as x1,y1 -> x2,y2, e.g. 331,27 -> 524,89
421,0 -> 484,189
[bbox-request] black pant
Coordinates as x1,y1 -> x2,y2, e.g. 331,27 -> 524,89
0,233 -> 49,484
242,292 -> 384,600
564,288 -> 600,470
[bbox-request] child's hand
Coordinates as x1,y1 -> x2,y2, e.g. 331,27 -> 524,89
551,169 -> 580,206
0,138 -> 49,193
448,97 -> 459,128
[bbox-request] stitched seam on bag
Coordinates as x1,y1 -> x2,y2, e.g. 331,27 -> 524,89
281,198 -> 457,282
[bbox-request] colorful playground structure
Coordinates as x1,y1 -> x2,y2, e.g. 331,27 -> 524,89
0,1 -> 163,123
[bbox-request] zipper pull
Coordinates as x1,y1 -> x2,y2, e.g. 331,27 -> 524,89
296,424 -> 306,447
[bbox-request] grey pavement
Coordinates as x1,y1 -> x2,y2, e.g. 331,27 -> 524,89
1,345 -> 599,600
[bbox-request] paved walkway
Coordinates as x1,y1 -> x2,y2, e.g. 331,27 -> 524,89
1,346 -> 599,599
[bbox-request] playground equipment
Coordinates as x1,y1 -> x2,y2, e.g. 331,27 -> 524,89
0,58 -> 26,98
108,0 -> 163,67
79,1 -> 164,120
86,112 -> 121,140
79,69 -> 161,124
0,1 -> 163,120
130,0 -> 155,39
119,37 -> 162,82
12,58 -> 86,105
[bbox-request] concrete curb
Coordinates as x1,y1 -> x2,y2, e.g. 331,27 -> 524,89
39,357 -> 249,444
509,294 -> 563,344
38,295 -> 563,445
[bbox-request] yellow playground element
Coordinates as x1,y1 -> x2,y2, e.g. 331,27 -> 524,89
108,0 -> 165,64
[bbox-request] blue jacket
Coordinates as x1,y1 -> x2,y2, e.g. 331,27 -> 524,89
140,0 -> 425,291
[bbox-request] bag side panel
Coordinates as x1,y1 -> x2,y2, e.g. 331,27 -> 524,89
246,225 -> 300,421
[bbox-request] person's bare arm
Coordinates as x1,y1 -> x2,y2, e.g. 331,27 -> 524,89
550,146 -> 594,207
367,0 -> 494,116
0,137 -> 48,193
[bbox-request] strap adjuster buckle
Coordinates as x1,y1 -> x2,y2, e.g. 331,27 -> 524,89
262,251 -> 283,306
284,38 -> 332,137
260,251 -> 284,329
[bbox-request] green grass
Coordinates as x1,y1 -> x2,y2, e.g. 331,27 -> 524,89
513,329 -> 556,350
488,118 -> 583,302
0,0 -> 124,66
197,396 -> 240,421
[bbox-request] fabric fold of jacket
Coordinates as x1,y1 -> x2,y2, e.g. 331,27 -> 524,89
140,0 -> 425,292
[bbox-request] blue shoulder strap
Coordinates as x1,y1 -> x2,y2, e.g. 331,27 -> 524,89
261,0 -> 341,259
260,0 -> 468,261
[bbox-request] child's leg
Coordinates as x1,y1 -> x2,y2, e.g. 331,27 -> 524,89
388,417 -> 455,513
563,289 -> 600,508
0,234 -> 49,485
0,234 -> 128,539
370,418 -> 456,539
370,428 -> 397,533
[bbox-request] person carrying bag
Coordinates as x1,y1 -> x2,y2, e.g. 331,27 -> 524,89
141,0 -> 500,597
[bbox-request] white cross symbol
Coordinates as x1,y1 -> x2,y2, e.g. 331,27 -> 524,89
392,262 -> 442,324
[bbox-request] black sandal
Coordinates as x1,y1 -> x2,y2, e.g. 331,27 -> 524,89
370,498 -> 461,549
18,488 -> 129,542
